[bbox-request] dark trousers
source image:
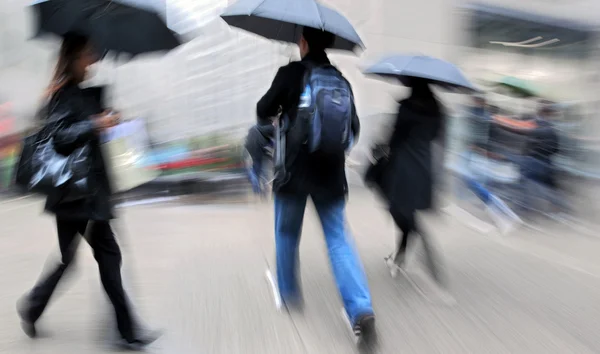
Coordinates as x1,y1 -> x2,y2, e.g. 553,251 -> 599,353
390,209 -> 445,285
390,211 -> 416,257
24,218 -> 135,342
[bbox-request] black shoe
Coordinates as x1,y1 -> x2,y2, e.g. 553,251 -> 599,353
282,295 -> 304,314
115,330 -> 162,351
16,297 -> 37,338
353,313 -> 377,348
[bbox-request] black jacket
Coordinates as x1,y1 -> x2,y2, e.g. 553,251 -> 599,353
44,83 -> 114,220
375,97 -> 443,216
528,118 -> 559,164
257,51 -> 360,199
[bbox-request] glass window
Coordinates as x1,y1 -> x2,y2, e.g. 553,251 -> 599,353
468,7 -> 593,59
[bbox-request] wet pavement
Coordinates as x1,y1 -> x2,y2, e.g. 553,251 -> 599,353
1,189 -> 600,353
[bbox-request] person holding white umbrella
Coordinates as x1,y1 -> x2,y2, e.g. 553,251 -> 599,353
364,55 -> 479,287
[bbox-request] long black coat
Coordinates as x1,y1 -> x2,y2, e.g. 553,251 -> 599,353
376,98 -> 443,216
43,83 -> 114,221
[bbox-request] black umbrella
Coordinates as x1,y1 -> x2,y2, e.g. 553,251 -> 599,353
32,0 -> 181,57
221,0 -> 364,52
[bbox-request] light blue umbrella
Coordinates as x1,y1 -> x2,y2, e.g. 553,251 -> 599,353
221,0 -> 364,52
363,55 -> 479,93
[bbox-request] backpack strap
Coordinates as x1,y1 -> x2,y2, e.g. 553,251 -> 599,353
299,62 -> 315,90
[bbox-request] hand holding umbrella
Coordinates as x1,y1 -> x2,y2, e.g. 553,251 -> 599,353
92,110 -> 121,132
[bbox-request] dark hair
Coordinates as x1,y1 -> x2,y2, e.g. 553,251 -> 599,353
45,32 -> 91,98
302,27 -> 335,52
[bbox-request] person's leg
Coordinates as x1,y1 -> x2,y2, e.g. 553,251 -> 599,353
389,209 -> 416,267
274,194 -> 308,304
20,218 -> 86,328
86,221 -> 136,343
413,218 -> 447,287
520,156 -> 547,213
312,197 -> 373,324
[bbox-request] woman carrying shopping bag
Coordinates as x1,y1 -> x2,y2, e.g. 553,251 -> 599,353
15,33 -> 159,351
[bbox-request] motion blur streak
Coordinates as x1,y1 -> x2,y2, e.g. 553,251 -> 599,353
2,0 -> 600,353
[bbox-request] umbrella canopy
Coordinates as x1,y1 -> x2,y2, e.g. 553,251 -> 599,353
32,0 -> 181,57
32,0 -> 93,38
494,76 -> 539,98
220,0 -> 364,52
111,0 -> 201,41
363,55 -> 479,93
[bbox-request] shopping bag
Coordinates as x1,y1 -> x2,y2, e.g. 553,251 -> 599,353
101,119 -> 158,193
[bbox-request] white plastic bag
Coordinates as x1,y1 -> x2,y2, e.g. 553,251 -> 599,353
101,119 -> 159,192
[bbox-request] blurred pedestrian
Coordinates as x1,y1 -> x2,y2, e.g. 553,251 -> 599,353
466,95 -> 492,148
367,78 -> 446,286
519,102 -> 564,212
257,27 -> 375,344
457,95 -> 491,199
16,33 -> 159,351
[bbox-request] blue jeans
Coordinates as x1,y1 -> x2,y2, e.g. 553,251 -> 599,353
274,194 -> 373,323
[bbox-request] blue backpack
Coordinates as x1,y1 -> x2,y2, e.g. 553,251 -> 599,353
298,64 -> 354,155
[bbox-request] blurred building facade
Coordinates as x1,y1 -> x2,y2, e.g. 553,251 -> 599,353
1,0 -> 600,156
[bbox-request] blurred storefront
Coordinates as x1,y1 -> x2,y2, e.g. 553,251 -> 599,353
0,102 -> 18,193
460,4 -> 594,112
455,3 -> 600,177
2,0 -> 600,176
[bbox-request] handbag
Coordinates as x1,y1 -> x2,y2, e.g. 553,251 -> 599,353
364,143 -> 390,191
14,133 -> 37,190
15,126 -> 91,201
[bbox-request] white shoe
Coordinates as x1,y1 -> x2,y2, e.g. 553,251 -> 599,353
486,203 -> 522,235
385,253 -> 406,278
265,269 -> 283,312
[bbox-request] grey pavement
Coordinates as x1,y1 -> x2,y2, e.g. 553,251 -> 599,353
1,190 -> 600,353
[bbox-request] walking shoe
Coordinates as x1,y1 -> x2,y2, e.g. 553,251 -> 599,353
353,313 -> 376,347
341,309 -> 377,348
16,297 -> 36,338
385,252 -> 406,278
114,330 -> 162,351
265,269 -> 303,314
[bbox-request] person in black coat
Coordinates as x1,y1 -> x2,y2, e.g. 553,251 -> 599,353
366,78 -> 445,284
16,33 -> 158,350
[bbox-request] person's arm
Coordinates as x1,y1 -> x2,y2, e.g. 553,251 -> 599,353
342,79 -> 360,147
257,67 -> 287,125
53,108 -> 118,154
349,84 -> 360,144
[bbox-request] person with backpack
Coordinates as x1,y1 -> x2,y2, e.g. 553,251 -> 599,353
257,27 -> 375,345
